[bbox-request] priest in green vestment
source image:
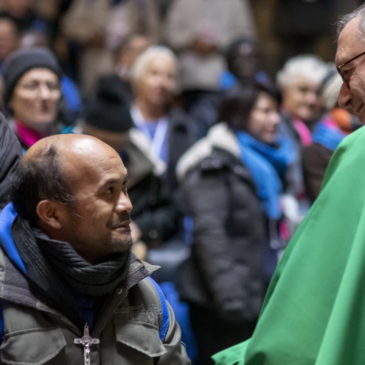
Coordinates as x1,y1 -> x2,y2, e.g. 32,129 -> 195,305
213,111 -> 365,365
213,4 -> 365,362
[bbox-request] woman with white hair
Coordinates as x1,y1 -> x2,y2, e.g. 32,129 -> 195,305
277,55 -> 329,143
276,55 -> 329,220
130,45 -> 198,191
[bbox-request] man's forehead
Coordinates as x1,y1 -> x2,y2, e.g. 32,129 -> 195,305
62,150 -> 126,191
59,136 -> 124,171
63,146 -> 123,172
336,16 -> 362,65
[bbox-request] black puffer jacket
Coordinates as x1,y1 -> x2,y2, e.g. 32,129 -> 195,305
0,114 -> 22,209
176,123 -> 267,323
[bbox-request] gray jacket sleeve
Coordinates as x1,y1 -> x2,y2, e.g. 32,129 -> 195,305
159,303 -> 191,364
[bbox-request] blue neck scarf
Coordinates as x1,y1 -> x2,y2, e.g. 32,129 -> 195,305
312,119 -> 347,152
236,131 -> 294,219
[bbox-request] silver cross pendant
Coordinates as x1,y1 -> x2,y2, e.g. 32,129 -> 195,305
74,323 -> 100,365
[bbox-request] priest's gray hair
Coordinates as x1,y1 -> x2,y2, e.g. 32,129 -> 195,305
337,4 -> 365,38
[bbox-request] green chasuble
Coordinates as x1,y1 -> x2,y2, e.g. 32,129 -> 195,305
213,125 -> 365,365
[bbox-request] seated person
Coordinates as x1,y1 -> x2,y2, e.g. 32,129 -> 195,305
0,134 -> 190,363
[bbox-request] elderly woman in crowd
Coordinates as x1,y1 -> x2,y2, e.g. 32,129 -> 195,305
277,55 -> 329,140
1,47 -> 62,149
129,45 -> 198,191
275,55 -> 329,224
176,82 -> 292,364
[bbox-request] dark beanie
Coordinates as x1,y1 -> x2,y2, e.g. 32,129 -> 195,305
84,83 -> 134,133
2,47 -> 62,105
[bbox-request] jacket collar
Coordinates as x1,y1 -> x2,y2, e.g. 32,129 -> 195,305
0,203 -> 159,332
176,122 -> 240,180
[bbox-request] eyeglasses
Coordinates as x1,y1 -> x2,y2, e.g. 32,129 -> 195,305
18,81 -> 60,93
337,50 -> 365,87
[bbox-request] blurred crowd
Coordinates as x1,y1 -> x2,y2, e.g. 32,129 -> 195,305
0,0 -> 363,364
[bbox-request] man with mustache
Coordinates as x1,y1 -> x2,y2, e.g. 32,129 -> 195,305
0,134 -> 190,364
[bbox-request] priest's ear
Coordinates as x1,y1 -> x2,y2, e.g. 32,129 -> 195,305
36,200 -> 65,230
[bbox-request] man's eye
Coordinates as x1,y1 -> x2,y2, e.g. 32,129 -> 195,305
342,69 -> 352,84
23,83 -> 38,90
298,87 -> 309,94
47,82 -> 60,91
105,187 -> 114,195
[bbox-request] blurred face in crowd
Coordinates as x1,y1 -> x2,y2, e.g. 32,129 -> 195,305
247,92 -> 280,144
282,77 -> 322,123
0,18 -> 19,61
229,41 -> 258,82
336,15 -> 365,122
38,136 -> 133,263
135,54 -> 177,109
115,35 -> 151,80
9,68 -> 61,132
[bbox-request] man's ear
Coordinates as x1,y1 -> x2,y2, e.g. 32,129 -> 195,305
36,200 -> 63,230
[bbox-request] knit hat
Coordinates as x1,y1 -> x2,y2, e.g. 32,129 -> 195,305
84,81 -> 134,132
2,47 -> 62,105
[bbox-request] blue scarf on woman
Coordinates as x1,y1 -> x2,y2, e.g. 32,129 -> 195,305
236,131 -> 294,219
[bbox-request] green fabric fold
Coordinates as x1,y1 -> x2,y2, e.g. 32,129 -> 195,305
213,126 -> 365,365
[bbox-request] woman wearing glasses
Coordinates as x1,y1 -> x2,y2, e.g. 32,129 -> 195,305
1,47 -> 62,149
275,55 -> 329,229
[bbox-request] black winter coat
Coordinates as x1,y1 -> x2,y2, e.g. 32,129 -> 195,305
123,130 -> 181,247
177,147 -> 267,323
165,107 -> 199,192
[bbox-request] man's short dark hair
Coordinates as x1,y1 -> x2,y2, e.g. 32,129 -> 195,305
11,144 -> 75,225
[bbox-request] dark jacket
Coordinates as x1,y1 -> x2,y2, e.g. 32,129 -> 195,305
125,129 -> 181,246
0,204 -> 190,364
0,114 -> 22,209
176,123 -> 267,323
